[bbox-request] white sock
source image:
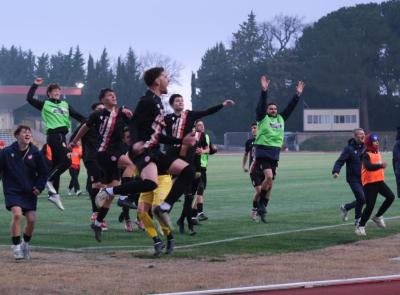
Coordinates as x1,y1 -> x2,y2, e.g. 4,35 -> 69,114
119,195 -> 127,201
160,202 -> 171,211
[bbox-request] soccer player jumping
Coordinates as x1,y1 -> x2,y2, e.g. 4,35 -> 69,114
254,75 -> 305,223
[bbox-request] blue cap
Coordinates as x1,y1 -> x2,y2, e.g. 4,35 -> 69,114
370,133 -> 379,142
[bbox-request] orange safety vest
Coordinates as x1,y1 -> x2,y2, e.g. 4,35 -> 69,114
70,146 -> 82,169
361,152 -> 384,185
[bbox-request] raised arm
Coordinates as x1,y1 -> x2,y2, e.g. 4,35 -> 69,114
26,78 -> 45,111
68,104 -> 86,123
280,81 -> 305,121
256,75 -> 270,121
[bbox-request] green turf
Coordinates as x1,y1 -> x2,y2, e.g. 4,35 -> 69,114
1,153 -> 399,258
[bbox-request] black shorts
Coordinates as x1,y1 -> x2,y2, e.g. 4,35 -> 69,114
97,150 -> 124,184
250,170 -> 264,187
255,157 -> 278,178
132,149 -> 176,175
84,159 -> 103,184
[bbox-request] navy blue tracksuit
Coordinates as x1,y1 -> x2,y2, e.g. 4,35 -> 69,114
0,142 -> 47,212
392,133 -> 400,199
332,138 -> 365,219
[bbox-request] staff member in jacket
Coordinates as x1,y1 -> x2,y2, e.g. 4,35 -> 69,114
0,125 -> 47,260
355,133 -> 395,236
392,127 -> 400,199
332,128 -> 365,224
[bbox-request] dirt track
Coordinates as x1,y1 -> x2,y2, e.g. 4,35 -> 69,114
1,235 -> 400,295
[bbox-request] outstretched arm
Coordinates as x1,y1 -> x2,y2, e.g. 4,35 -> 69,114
280,81 -> 305,121
256,75 -> 270,121
26,78 -> 45,111
191,100 -> 235,121
68,105 -> 86,123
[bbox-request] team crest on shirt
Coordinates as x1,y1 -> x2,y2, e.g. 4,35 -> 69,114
157,104 -> 161,109
111,156 -> 117,162
62,142 -> 66,147
11,153 -> 14,157
145,156 -> 150,162
28,155 -> 32,160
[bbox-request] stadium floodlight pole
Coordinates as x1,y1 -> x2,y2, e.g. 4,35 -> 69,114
75,82 -> 85,89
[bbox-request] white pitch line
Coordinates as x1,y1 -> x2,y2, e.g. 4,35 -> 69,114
1,215 -> 400,252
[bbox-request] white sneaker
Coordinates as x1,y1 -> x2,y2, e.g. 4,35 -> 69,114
67,189 -> 72,196
372,216 -> 386,228
355,226 -> 367,236
12,244 -> 24,260
95,188 -> 113,208
76,190 -> 82,196
21,241 -> 31,260
340,204 -> 348,222
46,181 -> 57,195
48,194 -> 65,211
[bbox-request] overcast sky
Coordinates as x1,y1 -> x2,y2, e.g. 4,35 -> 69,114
0,0 -> 383,107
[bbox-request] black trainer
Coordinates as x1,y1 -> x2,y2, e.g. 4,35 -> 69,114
91,223 -> 102,242
188,228 -> 197,236
197,212 -> 208,221
118,212 -> 124,223
117,198 -> 137,209
166,238 -> 175,254
154,241 -> 165,256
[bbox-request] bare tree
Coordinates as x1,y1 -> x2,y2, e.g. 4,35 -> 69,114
260,15 -> 305,57
139,52 -> 184,86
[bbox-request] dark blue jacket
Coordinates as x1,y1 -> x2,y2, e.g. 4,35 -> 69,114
0,142 -> 47,197
393,134 -> 400,179
332,138 -> 364,183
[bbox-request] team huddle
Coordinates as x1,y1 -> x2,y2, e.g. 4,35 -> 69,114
4,65 -> 397,260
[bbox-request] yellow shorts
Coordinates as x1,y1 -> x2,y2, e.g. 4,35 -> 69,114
139,175 -> 172,206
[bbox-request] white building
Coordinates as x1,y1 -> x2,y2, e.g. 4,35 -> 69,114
303,109 -> 359,131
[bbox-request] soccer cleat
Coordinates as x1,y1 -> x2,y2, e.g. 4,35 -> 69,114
21,241 -> 31,260
95,188 -> 112,208
153,206 -> 173,229
91,223 -> 102,242
188,228 -> 197,236
76,190 -> 82,197
166,238 -> 175,254
90,212 -> 98,222
197,212 -> 208,221
12,244 -> 24,260
67,189 -> 73,196
355,218 -> 361,227
117,198 -> 137,209
259,213 -> 267,224
48,194 -> 65,211
177,219 -> 184,234
153,241 -> 165,256
251,210 -> 258,222
355,226 -> 367,236
339,204 -> 348,222
46,181 -> 57,195
101,221 -> 108,231
191,217 -> 200,226
372,216 -> 386,228
124,219 -> 134,232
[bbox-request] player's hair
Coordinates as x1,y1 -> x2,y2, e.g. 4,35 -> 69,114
144,67 -> 164,87
91,102 -> 104,111
169,94 -> 182,106
251,122 -> 257,127
46,84 -> 61,98
353,128 -> 364,134
195,119 -> 204,125
14,125 -> 31,137
98,88 -> 114,101
267,102 -> 277,107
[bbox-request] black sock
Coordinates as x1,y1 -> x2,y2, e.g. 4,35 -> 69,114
153,236 -> 161,243
197,203 -> 203,214
264,198 -> 270,208
167,233 -> 174,241
122,207 -> 130,221
23,234 -> 32,243
164,165 -> 196,206
253,200 -> 258,209
89,188 -> 99,213
259,189 -> 267,200
113,179 -> 157,195
96,207 -> 109,222
12,236 -> 21,245
192,208 -> 198,218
